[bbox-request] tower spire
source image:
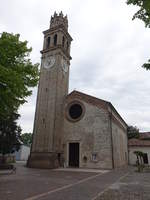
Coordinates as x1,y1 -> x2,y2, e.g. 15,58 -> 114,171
50,11 -> 68,30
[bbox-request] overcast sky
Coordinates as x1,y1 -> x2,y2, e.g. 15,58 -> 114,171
1,0 -> 150,133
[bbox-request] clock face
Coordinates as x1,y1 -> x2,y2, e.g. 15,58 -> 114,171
61,59 -> 68,73
43,56 -> 55,69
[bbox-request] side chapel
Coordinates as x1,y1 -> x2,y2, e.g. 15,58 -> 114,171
27,12 -> 128,169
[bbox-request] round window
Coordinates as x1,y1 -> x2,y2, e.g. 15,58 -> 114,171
69,104 -> 83,119
66,102 -> 85,122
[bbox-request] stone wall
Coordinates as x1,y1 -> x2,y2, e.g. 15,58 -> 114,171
63,99 -> 113,169
112,120 -> 128,168
31,51 -> 69,153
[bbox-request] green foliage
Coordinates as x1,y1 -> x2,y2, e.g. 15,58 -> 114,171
142,59 -> 150,70
127,0 -> 150,27
127,125 -> 140,139
127,0 -> 150,70
0,32 -> 39,119
0,32 -> 39,161
0,112 -> 21,156
134,150 -> 145,172
21,133 -> 32,146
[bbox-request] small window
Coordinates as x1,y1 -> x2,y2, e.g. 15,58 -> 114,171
54,34 -> 57,46
62,36 -> 65,47
46,37 -> 50,48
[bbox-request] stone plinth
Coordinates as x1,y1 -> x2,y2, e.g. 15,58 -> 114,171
27,152 -> 59,169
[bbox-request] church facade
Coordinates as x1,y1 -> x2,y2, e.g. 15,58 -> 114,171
27,12 -> 128,169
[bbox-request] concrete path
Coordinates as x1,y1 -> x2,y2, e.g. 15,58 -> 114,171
0,162 -> 128,200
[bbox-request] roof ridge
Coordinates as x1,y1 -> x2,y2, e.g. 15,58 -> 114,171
67,90 -> 110,104
67,90 -> 127,129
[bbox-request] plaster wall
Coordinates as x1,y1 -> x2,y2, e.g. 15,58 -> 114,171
15,145 -> 30,161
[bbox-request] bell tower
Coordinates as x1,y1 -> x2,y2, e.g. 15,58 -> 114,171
28,12 -> 72,168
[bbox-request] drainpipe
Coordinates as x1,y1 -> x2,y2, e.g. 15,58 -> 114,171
110,109 -> 115,169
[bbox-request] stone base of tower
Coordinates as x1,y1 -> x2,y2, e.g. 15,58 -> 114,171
27,152 -> 60,169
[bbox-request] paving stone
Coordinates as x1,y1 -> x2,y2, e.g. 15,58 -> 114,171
1,163 -> 150,200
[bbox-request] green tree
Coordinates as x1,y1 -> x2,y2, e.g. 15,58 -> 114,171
134,150 -> 145,172
0,32 -> 39,119
0,112 -> 21,163
21,133 -> 32,146
127,0 -> 150,27
127,125 -> 140,139
0,32 -> 39,163
126,0 -> 150,70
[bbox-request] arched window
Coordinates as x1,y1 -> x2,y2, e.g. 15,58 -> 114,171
62,36 -> 65,47
54,34 -> 57,46
46,37 -> 50,49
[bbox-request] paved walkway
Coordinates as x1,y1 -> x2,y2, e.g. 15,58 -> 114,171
54,167 -> 110,173
34,170 -> 128,200
0,162 -> 129,200
96,169 -> 150,200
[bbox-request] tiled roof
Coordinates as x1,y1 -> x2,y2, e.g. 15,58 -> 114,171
66,90 -> 127,130
67,90 -> 109,111
140,132 -> 150,140
128,138 -> 150,147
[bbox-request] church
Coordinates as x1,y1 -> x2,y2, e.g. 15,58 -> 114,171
27,12 -> 128,169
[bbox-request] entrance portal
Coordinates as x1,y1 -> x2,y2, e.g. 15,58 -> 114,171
69,143 -> 79,167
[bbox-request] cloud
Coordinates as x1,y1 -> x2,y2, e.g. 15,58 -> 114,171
1,0 -> 150,132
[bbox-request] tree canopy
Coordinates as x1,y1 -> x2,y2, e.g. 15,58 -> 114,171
21,133 -> 32,146
127,0 -> 150,27
0,32 -> 39,159
134,150 -> 145,172
0,32 -> 39,119
126,0 -> 150,70
127,125 -> 140,139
